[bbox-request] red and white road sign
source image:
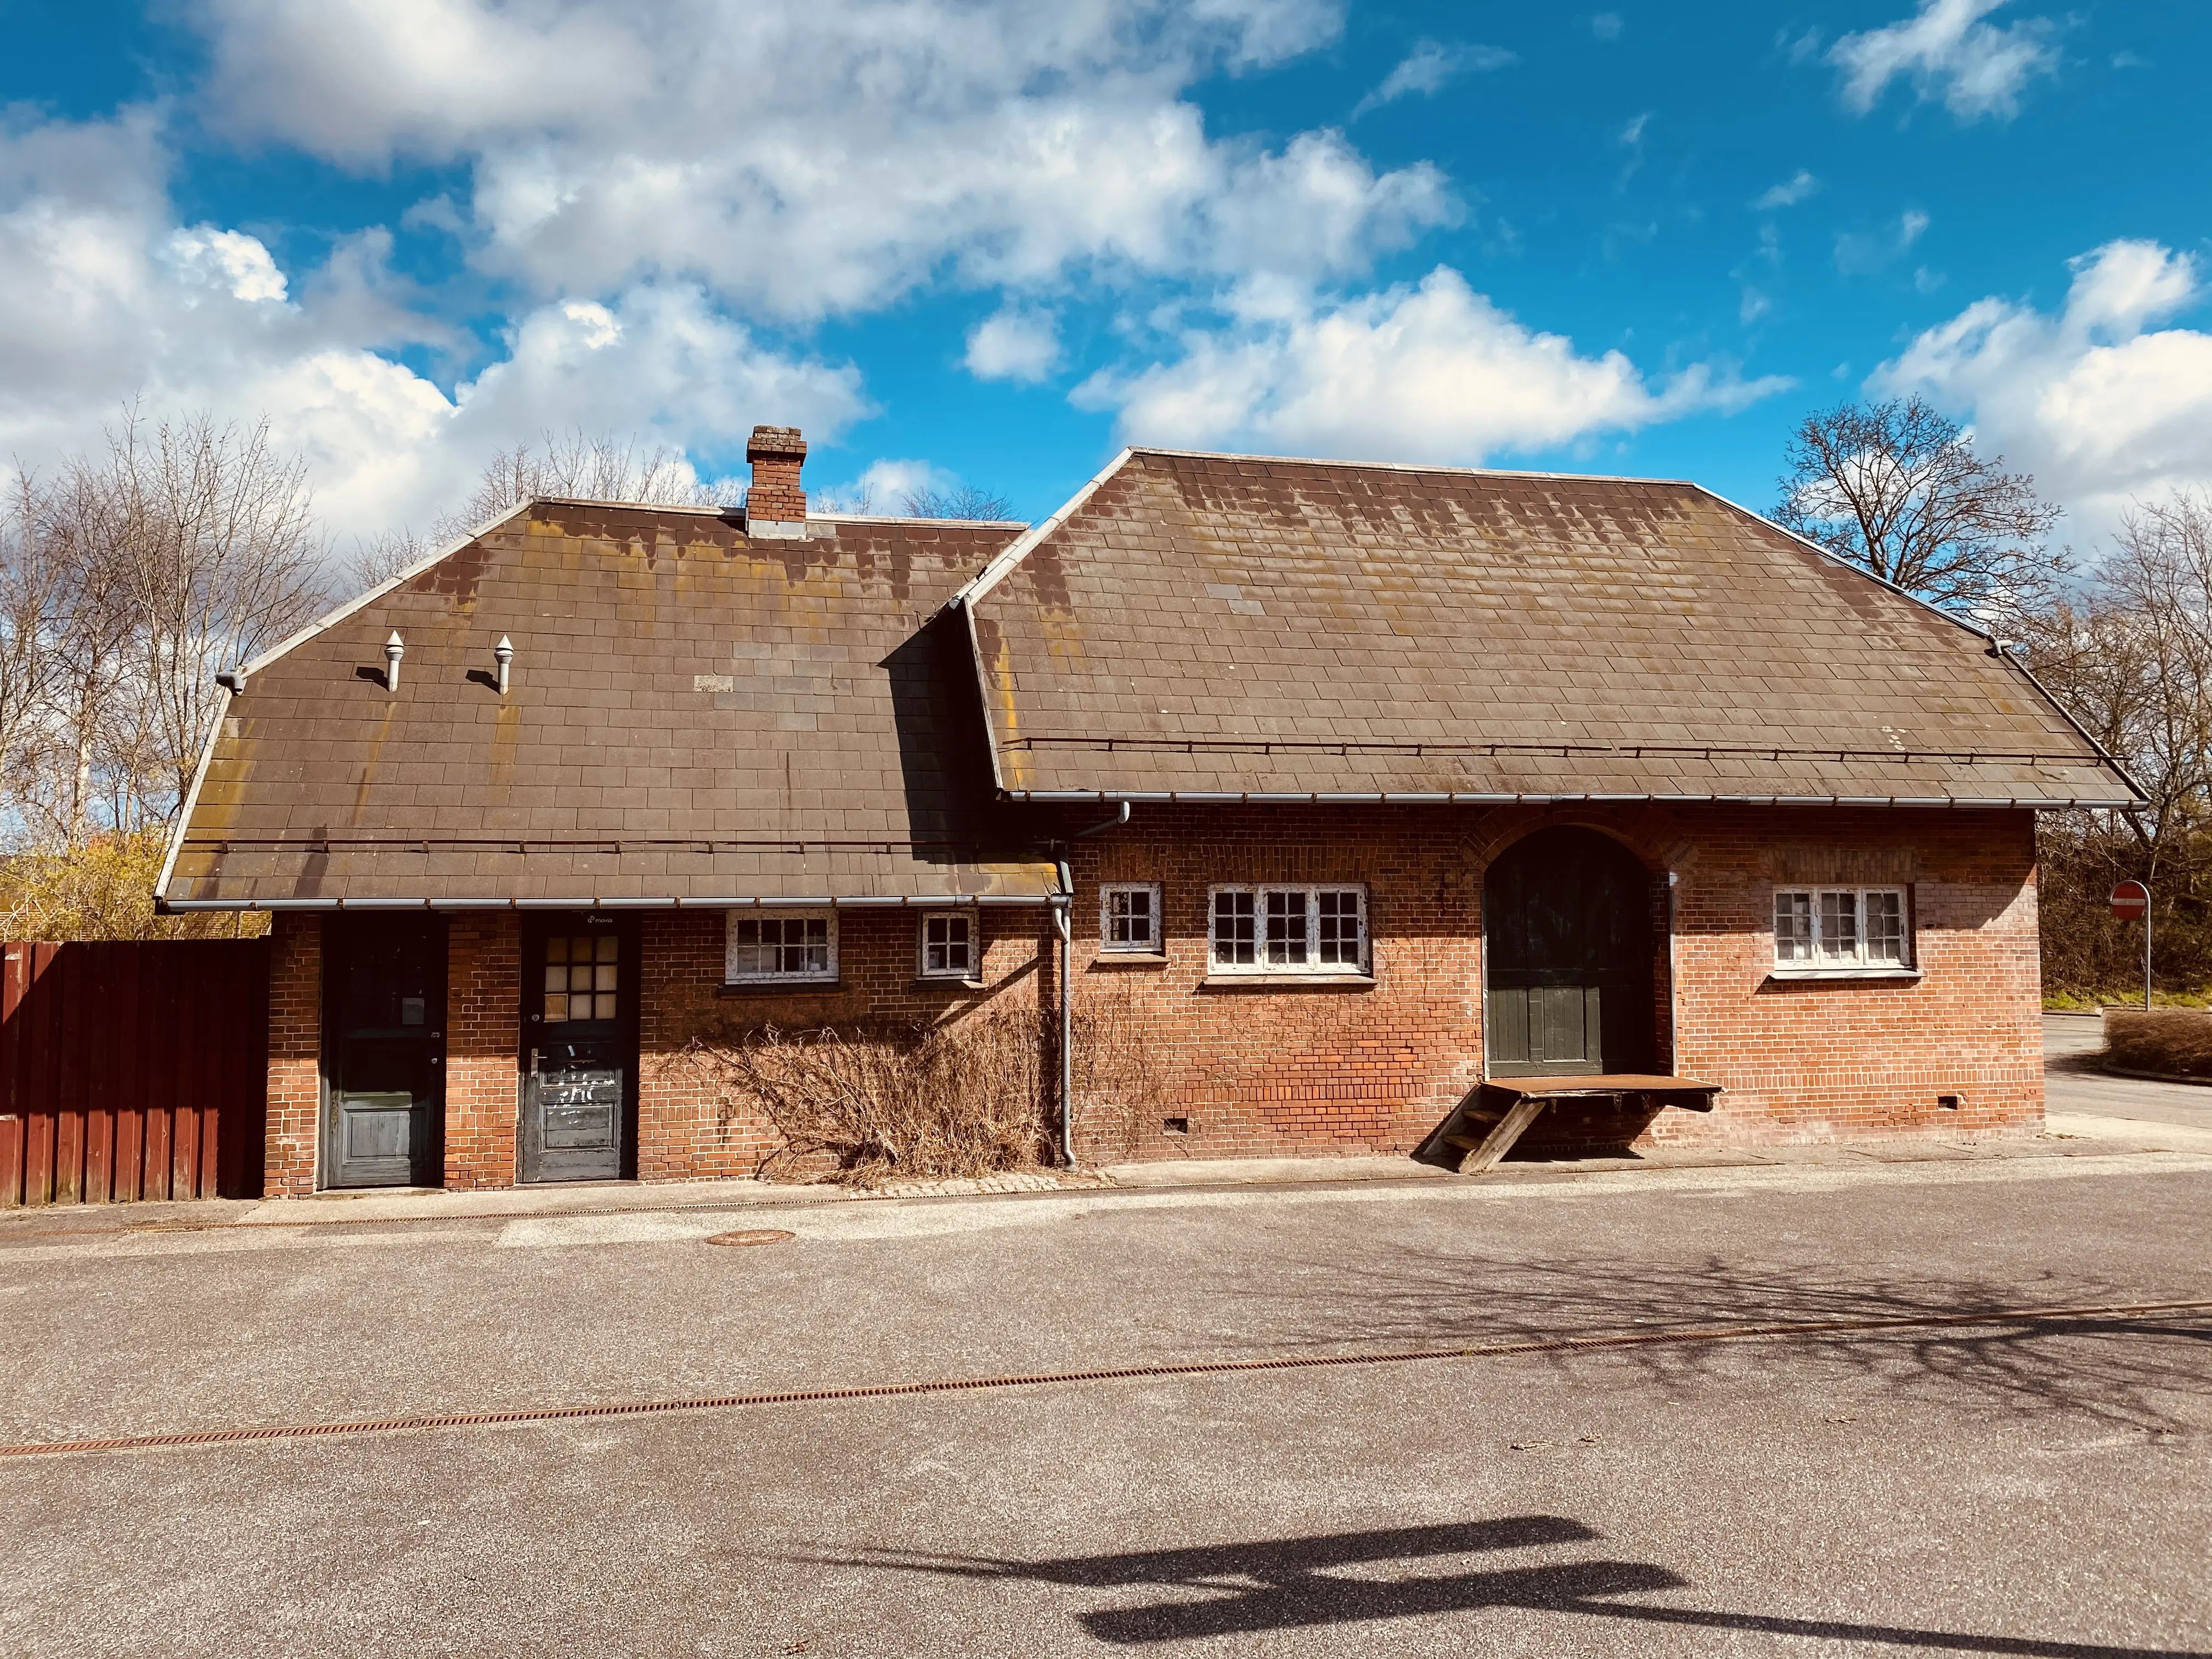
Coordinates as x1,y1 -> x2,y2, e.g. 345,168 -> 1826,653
2110,881 -> 2150,922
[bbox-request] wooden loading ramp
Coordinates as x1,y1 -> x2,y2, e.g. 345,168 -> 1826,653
1413,1075 -> 1723,1175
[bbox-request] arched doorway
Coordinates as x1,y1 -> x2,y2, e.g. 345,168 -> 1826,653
1482,827 -> 1657,1077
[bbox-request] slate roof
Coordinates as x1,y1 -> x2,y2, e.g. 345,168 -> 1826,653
161,500 -> 1059,909
960,449 -> 2137,808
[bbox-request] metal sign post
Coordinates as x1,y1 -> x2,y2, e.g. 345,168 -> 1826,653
2110,882 -> 2152,1010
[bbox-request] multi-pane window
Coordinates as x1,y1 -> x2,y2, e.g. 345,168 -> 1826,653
726,909 -> 836,984
1210,885 -> 1367,974
1100,883 -> 1163,952
919,912 -> 975,979
544,934 -> 619,1023
1774,887 -> 1911,969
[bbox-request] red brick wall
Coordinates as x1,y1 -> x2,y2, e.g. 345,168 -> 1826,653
1063,805 -> 1481,1163
255,802 -> 2044,1190
1662,805 -> 2042,1147
1058,802 -> 2042,1162
636,907 -> 1051,1180
264,913 -> 321,1195
443,912 -> 521,1189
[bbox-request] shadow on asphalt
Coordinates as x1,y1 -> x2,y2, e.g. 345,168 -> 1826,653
1192,1252 -> 2212,1430
807,1519 -> 2208,1655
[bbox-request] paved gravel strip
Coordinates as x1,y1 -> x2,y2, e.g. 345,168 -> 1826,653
8,1296 -> 2207,1463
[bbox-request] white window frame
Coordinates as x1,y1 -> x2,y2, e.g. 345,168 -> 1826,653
1207,883 -> 1369,977
724,907 -> 838,985
1099,882 -> 1165,955
917,910 -> 979,981
1771,885 -> 1915,978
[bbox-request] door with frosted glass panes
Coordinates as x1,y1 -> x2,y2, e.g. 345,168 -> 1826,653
521,916 -> 636,1182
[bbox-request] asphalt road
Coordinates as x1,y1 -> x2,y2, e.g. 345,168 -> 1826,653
2045,1013 -> 2212,1133
4,1144 -> 2210,1657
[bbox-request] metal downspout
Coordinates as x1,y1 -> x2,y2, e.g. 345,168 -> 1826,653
1056,859 -> 1074,1167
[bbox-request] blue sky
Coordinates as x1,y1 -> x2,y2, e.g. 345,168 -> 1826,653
2,1 -> 2207,550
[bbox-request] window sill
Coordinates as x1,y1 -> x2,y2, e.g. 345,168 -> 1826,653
914,977 -> 988,990
1200,973 -> 1376,990
1765,967 -> 1922,983
715,979 -> 845,997
1092,951 -> 1169,968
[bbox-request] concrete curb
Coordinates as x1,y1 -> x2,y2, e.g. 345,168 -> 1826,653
2101,1062 -> 2212,1088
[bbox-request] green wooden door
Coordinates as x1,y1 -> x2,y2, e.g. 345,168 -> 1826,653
1483,828 -> 1655,1077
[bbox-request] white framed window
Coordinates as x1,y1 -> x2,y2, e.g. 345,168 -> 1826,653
1774,887 -> 1911,971
725,908 -> 837,984
918,911 -> 977,980
1209,884 -> 1368,975
1100,883 -> 1163,953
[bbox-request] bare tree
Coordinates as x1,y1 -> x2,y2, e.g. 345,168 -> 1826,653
343,527 -> 432,594
900,483 -> 1018,522
1774,396 -> 2064,618
439,430 -> 733,539
2025,492 -> 2212,996
0,411 -> 329,847
0,472 -> 65,815
106,411 -> 330,815
16,458 -> 145,844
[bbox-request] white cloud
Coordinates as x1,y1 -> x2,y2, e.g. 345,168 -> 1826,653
1835,208 -> 1931,275
164,226 -> 289,302
964,306 -> 1062,383
1074,267 -> 1790,462
1874,240 -> 2212,538
1752,170 -> 1820,211
0,111 -> 868,540
1590,13 -> 1624,43
815,457 -> 953,515
1352,40 -> 1516,119
1830,0 -> 2060,121
186,0 -> 1449,321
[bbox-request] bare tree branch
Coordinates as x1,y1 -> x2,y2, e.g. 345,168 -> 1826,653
1,409 -> 330,848
438,430 -> 734,540
1774,396 -> 2064,619
900,483 -> 1018,522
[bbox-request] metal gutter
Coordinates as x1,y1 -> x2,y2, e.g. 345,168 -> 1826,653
160,893 -> 1061,913
1001,789 -> 2128,809
1054,859 -> 1074,1169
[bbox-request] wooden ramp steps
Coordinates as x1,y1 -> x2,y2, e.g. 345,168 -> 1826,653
1412,1074 -> 1723,1176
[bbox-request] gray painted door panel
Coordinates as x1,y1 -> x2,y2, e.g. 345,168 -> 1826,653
324,917 -> 445,1189
520,920 -> 635,1183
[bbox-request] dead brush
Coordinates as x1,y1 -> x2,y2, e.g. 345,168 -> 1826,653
687,1009 -> 1049,1187
2103,1008 -> 2212,1078
1071,984 -> 1172,1160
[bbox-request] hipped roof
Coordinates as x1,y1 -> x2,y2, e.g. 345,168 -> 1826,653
960,449 -> 2137,809
162,500 -> 1060,909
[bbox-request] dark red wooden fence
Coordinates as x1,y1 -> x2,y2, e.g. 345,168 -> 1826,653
0,940 -> 269,1206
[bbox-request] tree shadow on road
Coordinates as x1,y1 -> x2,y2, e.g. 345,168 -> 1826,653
1185,1248 -> 2212,1429
795,1517 -> 2208,1656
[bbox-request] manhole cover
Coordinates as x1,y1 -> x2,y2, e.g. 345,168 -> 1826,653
705,1228 -> 795,1248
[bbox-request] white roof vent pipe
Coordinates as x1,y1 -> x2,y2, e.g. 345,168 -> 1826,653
384,630 -> 405,692
494,635 -> 514,695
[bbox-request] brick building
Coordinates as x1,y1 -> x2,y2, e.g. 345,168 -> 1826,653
161,430 -> 2137,1193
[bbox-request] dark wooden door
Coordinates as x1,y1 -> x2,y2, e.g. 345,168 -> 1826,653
521,917 -> 635,1183
1483,827 -> 1655,1077
323,917 -> 444,1188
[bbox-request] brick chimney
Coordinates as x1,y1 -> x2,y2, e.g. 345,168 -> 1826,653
744,425 -> 808,538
